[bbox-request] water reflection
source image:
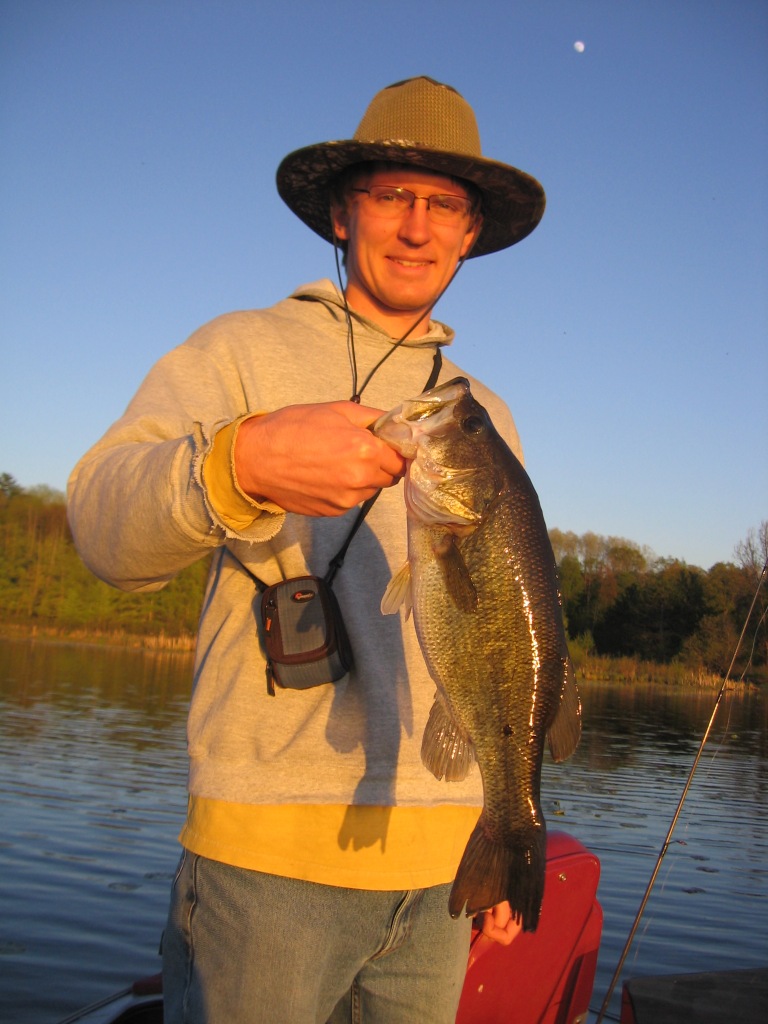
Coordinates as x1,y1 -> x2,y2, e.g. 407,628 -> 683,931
2,639 -> 193,714
0,639 -> 193,1023
542,679 -> 768,1018
0,638 -> 766,1023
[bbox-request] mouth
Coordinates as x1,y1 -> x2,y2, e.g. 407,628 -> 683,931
387,256 -> 433,269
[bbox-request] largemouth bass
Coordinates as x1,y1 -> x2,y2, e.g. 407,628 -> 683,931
374,377 -> 581,931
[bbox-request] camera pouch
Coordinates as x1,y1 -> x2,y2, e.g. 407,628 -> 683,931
261,575 -> 353,695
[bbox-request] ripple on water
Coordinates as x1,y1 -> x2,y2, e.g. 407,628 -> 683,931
1,650 -> 766,1023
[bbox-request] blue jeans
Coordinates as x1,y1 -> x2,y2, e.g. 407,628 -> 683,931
162,850 -> 473,1024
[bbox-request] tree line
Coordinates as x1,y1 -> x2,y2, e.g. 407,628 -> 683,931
1,473 -> 766,682
0,474 -> 208,643
549,525 -> 767,683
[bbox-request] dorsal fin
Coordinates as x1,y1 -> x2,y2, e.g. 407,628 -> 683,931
547,659 -> 581,762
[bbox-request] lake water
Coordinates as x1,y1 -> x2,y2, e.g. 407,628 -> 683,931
1,637 -> 766,1023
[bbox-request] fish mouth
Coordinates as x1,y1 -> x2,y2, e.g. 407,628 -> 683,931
374,378 -> 479,527
373,377 -> 470,457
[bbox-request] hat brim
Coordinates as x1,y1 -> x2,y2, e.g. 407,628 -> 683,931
276,140 -> 545,258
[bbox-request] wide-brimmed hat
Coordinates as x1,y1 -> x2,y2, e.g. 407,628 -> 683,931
276,76 -> 545,258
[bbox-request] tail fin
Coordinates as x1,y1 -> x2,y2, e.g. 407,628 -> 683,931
449,817 -> 546,932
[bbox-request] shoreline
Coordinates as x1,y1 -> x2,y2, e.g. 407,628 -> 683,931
1,623 -> 748,688
0,623 -> 197,654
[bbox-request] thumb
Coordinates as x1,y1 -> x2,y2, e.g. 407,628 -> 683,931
329,401 -> 389,430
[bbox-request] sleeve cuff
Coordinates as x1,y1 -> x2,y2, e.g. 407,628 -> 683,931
202,413 -> 285,532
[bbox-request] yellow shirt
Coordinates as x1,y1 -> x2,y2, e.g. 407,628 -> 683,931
181,798 -> 481,889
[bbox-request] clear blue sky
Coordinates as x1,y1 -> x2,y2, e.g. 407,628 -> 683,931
2,0 -> 766,570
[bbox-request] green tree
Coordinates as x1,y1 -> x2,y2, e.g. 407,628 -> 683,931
0,476 -> 210,637
593,560 -> 707,662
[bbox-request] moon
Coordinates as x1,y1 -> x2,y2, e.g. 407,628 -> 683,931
574,40 -> 585,53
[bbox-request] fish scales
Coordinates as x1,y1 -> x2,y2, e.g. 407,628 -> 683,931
375,377 -> 581,931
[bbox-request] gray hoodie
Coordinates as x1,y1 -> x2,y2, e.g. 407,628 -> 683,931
67,280 -> 523,809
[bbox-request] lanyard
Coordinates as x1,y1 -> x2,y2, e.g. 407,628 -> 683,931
324,346 -> 442,585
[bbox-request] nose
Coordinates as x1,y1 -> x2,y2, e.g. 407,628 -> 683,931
398,196 -> 432,245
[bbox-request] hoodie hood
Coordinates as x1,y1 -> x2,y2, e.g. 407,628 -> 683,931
289,279 -> 455,350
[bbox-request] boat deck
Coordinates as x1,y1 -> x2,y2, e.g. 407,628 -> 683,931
621,966 -> 768,1023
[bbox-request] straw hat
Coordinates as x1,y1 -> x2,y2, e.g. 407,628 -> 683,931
276,77 -> 545,258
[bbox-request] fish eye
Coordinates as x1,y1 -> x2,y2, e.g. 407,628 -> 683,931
461,415 -> 486,435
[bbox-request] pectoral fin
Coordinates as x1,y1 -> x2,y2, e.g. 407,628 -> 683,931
435,535 -> 477,614
546,659 -> 582,762
421,694 -> 476,781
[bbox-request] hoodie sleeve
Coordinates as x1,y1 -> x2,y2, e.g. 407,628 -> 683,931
67,338 -> 285,593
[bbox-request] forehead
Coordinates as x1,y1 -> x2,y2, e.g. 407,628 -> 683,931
351,162 -> 471,196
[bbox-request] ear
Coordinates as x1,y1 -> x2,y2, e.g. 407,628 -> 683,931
331,201 -> 350,242
459,214 -> 484,259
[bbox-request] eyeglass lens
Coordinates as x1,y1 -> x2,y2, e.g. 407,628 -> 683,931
352,187 -> 471,222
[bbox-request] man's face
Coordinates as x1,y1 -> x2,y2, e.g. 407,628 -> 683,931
331,165 -> 483,335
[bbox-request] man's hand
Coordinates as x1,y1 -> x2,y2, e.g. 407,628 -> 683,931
234,401 -> 406,516
479,902 -> 522,946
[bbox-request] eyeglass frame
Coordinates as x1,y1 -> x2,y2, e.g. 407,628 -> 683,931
349,185 -> 475,223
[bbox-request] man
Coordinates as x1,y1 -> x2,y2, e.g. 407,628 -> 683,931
67,77 -> 546,1023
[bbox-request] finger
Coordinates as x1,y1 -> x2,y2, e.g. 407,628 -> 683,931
480,904 -> 522,947
328,401 -> 387,429
376,445 -> 407,480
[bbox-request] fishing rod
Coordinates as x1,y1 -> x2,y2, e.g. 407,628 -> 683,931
594,555 -> 768,1024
